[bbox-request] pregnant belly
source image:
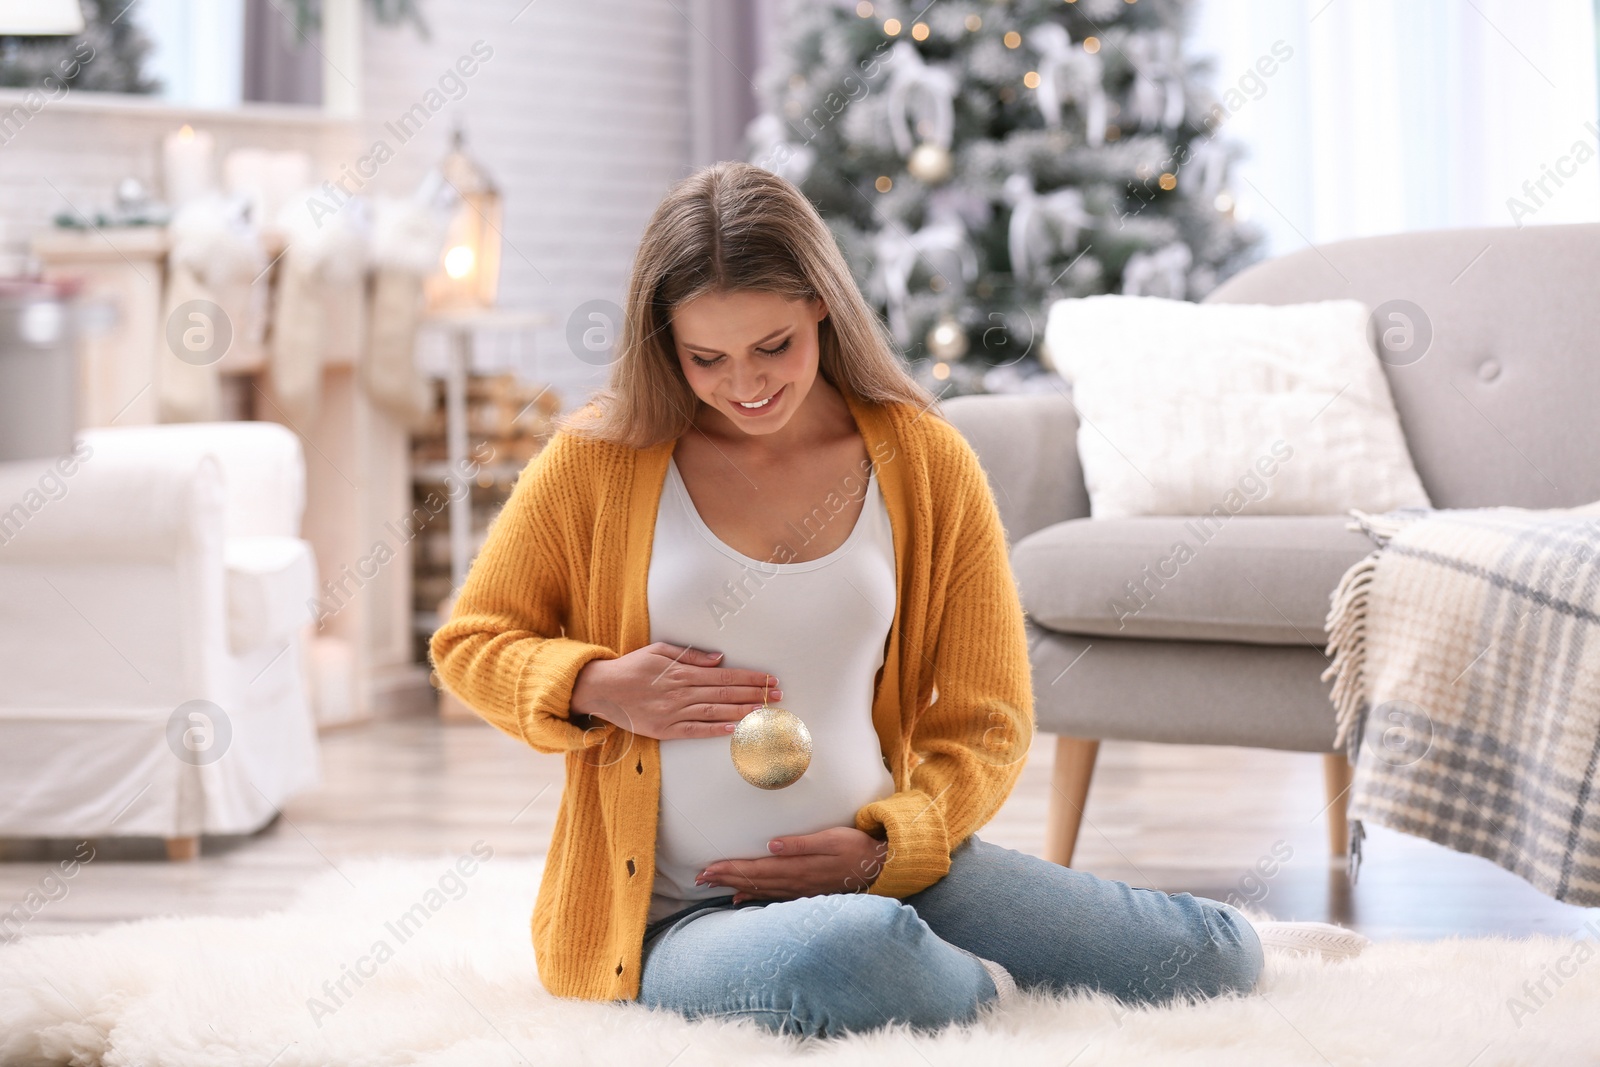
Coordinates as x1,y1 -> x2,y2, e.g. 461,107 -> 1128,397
653,733 -> 895,897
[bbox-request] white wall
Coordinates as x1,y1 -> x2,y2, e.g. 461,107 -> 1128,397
358,0 -> 692,409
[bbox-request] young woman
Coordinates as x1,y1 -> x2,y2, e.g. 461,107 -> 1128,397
431,161 -> 1354,1040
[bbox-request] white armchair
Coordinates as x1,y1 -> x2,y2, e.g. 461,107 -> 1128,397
0,421 -> 322,860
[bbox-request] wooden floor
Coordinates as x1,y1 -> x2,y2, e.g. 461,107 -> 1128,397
2,715 -> 1595,942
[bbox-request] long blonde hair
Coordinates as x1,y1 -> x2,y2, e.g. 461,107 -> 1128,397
556,161 -> 942,449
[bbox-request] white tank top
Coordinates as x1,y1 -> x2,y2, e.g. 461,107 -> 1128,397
645,452 -> 898,923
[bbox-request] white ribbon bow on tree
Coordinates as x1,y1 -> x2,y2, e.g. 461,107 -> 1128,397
885,39 -> 957,157
1183,137 -> 1232,205
873,201 -> 978,346
1121,240 -> 1193,299
1003,172 -> 1092,287
1124,30 -> 1187,130
1029,22 -> 1108,147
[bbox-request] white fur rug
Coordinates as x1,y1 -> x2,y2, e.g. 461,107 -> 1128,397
2,853 -> 1596,1066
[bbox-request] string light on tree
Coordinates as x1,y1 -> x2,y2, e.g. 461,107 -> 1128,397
908,143 -> 952,183
927,313 -> 969,360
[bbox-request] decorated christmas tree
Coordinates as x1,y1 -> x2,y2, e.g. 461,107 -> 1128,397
746,0 -> 1266,396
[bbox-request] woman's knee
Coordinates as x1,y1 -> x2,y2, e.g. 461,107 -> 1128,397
761,894 -> 993,1037
1206,901 -> 1266,995
1134,898 -> 1263,1004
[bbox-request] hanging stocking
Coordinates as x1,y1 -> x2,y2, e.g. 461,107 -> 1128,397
268,252 -> 326,428
364,267 -> 433,430
157,261 -> 223,423
268,188 -> 370,428
363,192 -> 448,430
160,194 -> 265,422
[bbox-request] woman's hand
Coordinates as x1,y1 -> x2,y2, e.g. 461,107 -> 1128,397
571,641 -> 779,741
695,827 -> 890,903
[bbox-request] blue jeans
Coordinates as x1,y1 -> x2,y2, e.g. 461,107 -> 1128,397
636,833 -> 1264,1039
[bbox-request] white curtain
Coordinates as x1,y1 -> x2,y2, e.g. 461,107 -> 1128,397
1188,0 -> 1600,256
132,0 -> 247,109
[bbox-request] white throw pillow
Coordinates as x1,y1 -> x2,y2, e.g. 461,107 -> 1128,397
1042,294 -> 1431,518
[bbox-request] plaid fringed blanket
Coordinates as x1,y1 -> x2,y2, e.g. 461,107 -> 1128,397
1322,500 -> 1600,905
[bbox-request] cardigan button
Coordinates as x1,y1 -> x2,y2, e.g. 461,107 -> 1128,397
616,961 -> 624,975
626,858 -> 636,876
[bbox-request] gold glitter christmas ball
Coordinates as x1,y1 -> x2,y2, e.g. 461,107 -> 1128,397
730,706 -> 812,789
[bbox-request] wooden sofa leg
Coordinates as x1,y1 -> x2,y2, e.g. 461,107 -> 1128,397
1322,753 -> 1352,857
165,836 -> 199,862
1045,736 -> 1100,868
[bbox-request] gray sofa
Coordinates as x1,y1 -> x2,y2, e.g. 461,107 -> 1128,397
943,221 -> 1600,866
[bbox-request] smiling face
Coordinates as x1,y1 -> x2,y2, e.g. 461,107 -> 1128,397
670,289 -> 830,439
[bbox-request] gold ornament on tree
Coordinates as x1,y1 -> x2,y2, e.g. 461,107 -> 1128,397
729,678 -> 812,789
886,40 -> 956,185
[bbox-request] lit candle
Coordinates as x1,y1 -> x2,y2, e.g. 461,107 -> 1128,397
163,124 -> 217,208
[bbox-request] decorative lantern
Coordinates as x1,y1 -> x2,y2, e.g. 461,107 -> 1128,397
424,126 -> 502,311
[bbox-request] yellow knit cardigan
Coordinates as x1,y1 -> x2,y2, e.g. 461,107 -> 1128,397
429,388 -> 1035,1002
